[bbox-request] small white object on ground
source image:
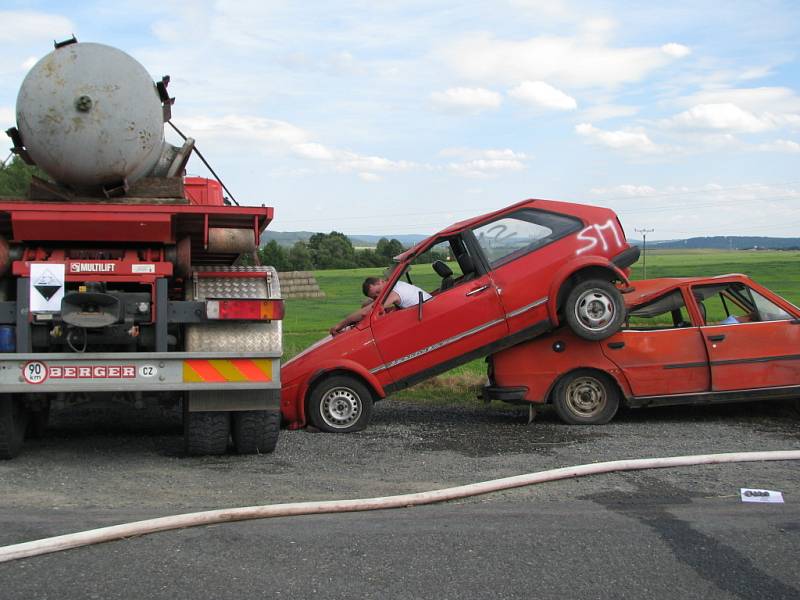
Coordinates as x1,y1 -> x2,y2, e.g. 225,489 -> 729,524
740,488 -> 784,503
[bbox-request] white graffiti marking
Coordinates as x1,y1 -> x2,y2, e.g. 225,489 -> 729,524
576,219 -> 623,255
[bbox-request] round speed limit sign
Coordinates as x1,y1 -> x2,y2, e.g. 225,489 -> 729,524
22,361 -> 48,384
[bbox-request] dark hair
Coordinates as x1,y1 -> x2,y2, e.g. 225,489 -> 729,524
362,276 -> 381,296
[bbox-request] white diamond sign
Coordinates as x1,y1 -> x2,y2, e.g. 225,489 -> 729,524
30,263 -> 65,313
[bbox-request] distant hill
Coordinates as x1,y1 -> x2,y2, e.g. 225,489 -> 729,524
264,231 -> 800,251
634,236 -> 800,250
262,231 -> 427,248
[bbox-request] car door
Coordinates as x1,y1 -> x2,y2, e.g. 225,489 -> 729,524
601,289 -> 710,397
694,282 -> 800,391
370,237 -> 508,388
469,208 -> 583,339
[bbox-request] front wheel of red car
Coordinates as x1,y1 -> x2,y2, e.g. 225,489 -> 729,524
552,370 -> 619,425
308,376 -> 373,433
564,279 -> 625,341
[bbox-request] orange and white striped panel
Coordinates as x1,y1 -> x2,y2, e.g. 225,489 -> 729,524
183,359 -> 273,383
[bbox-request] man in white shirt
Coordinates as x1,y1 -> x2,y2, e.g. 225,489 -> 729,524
329,276 -> 431,335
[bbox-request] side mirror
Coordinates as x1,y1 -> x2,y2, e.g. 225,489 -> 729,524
418,291 -> 424,321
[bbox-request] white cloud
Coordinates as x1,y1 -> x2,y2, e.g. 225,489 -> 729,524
661,43 -> 691,58
358,172 -> 382,182
0,11 -> 73,43
180,114 -> 415,176
439,31 -> 690,88
439,147 -> 531,177
508,81 -> 577,111
677,87 -> 800,114
757,139 -> 800,153
590,184 -> 658,197
430,87 -> 502,113
665,103 -> 775,133
575,123 -> 662,154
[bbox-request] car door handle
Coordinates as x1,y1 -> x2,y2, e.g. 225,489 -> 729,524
466,285 -> 490,297
707,334 -> 725,342
607,342 -> 625,349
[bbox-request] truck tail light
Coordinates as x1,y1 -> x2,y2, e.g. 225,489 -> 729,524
206,299 -> 285,320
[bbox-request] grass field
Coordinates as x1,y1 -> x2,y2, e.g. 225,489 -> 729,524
283,250 -> 800,403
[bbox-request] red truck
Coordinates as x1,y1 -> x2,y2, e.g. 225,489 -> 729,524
0,40 -> 283,458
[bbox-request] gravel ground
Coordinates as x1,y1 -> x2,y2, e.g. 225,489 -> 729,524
0,397 -> 798,520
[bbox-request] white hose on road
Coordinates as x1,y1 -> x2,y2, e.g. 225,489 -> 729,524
1,449 -> 798,563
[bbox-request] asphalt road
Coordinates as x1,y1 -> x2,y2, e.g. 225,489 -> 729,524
0,398 -> 798,599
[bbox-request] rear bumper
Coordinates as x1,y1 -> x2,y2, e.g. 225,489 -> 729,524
482,385 -> 528,403
612,246 -> 641,270
0,352 -> 280,393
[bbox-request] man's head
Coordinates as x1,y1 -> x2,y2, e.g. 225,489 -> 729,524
362,277 -> 386,299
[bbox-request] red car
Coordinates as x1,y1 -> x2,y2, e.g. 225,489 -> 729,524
281,198 -> 639,432
484,274 -> 800,424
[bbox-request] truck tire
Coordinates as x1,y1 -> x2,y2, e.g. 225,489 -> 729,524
564,279 -> 625,341
27,401 -> 50,439
0,397 -> 28,459
232,410 -> 280,454
184,411 -> 230,456
553,369 -> 619,425
308,375 -> 373,433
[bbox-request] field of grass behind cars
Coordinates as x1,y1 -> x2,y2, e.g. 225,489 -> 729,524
282,250 -> 800,404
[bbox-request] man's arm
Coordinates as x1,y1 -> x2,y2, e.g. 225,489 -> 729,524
382,291 -> 401,310
330,302 -> 373,336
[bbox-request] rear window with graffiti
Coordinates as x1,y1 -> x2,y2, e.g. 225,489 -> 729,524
472,209 -> 582,267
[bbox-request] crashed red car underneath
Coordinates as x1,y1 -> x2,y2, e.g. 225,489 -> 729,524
281,198 -> 639,432
484,274 -> 800,424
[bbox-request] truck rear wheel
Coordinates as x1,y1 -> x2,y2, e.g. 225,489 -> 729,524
232,410 -> 280,454
0,397 -> 29,459
184,410 -> 230,456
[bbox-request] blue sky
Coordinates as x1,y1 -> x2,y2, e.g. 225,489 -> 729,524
1,1 -> 799,240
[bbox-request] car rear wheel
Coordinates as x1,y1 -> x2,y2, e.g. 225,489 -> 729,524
308,375 -> 373,433
553,370 -> 619,425
564,279 -> 625,341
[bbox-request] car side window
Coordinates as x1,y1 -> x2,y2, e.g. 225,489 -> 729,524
751,289 -> 791,321
404,236 -> 476,296
625,290 -> 691,330
471,209 -> 582,268
692,282 -> 756,324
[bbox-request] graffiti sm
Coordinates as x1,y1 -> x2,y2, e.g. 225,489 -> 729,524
576,219 -> 623,255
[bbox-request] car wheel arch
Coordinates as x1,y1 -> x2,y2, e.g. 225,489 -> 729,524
552,265 -> 622,325
306,368 -> 381,408
546,366 -> 629,407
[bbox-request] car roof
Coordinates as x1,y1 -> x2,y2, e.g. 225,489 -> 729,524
394,198 -> 613,262
625,273 -> 752,307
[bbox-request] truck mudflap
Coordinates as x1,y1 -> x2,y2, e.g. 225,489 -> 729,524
0,352 -> 280,393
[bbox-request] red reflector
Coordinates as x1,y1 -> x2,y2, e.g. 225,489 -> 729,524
208,299 -> 284,320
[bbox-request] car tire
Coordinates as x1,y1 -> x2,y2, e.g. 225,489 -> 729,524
564,279 -> 625,341
308,375 -> 373,433
184,410 -> 230,456
232,410 -> 280,454
553,369 -> 619,425
0,397 -> 29,459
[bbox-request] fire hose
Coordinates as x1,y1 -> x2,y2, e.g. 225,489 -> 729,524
1,449 -> 798,563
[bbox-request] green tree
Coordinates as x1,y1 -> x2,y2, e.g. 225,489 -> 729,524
376,238 -> 405,261
308,231 -> 356,269
287,241 -> 313,271
0,155 -> 46,196
258,240 -> 289,271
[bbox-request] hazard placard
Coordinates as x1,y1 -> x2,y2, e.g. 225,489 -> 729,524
30,263 -> 65,313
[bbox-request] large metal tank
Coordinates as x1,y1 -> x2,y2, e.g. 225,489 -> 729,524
15,42 -> 167,190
